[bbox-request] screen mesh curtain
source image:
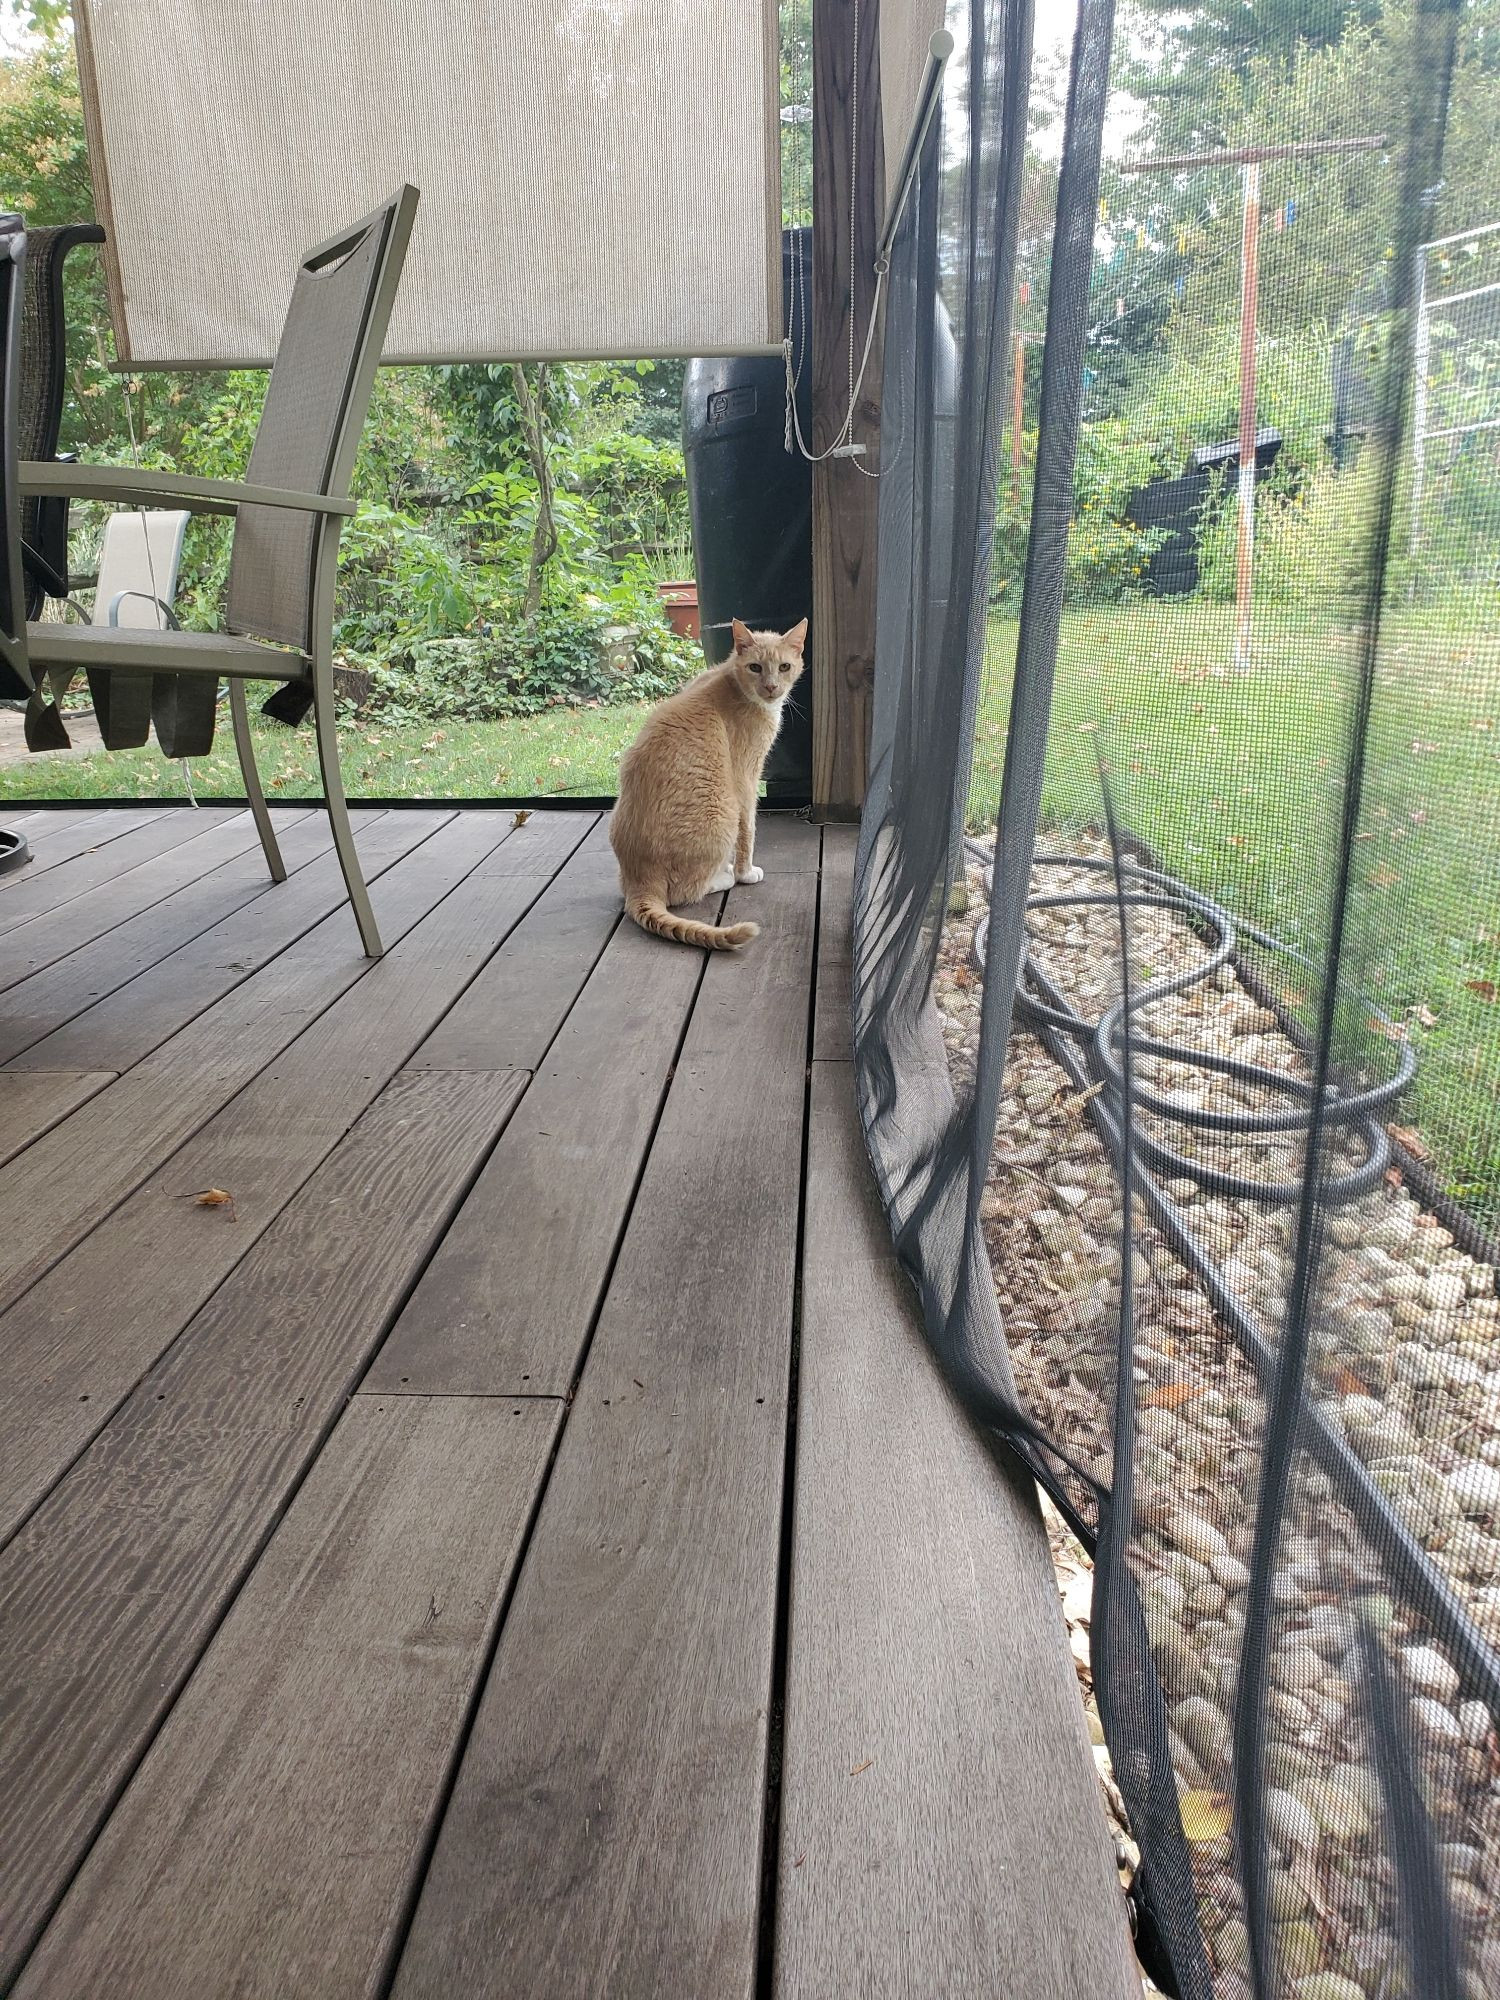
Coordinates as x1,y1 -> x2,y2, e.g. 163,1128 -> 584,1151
856,0 -> 1498,1992
73,0 -> 783,365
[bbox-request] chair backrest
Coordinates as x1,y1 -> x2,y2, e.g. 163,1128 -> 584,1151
0,212 -> 32,699
18,223 -> 105,617
93,508 -> 190,627
226,186 -> 418,653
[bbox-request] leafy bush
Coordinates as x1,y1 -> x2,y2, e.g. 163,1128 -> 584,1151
354,592 -> 698,726
994,421 -> 1171,601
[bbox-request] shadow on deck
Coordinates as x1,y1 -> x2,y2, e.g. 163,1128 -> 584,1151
0,802 -> 1136,1997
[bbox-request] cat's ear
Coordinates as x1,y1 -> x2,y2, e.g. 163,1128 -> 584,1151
730,617 -> 755,652
781,618 -> 808,653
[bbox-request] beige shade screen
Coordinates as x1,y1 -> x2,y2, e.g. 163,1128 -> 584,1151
73,0 -> 784,366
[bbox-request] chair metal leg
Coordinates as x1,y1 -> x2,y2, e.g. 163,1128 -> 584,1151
311,665 -> 382,958
230,679 -> 287,883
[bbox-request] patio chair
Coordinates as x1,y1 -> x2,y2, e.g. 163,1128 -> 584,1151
5,186 -> 420,956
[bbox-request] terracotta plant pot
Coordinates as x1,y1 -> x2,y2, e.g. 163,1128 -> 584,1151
657,580 -> 700,642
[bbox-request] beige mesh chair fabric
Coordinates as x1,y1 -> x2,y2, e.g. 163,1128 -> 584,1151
73,0 -> 784,365
227,209 -> 393,651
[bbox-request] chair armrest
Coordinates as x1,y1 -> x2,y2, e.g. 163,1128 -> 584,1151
17,462 -> 357,518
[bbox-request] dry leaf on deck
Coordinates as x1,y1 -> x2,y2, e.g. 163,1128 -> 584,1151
513,809 -> 532,827
849,1759 -> 874,1777
190,1188 -> 233,1207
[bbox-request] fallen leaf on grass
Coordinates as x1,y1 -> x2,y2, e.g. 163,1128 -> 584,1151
1467,980 -> 1498,1003
1180,1790 -> 1233,1842
1412,1004 -> 1439,1029
1141,1382 -> 1203,1410
849,1759 -> 874,1777
1368,867 -> 1399,888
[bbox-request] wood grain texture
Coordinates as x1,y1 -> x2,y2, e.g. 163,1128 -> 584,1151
0,807 -> 239,937
367,890 -> 709,1396
772,1062 -> 1139,1998
0,839 -> 556,1545
472,809 -> 597,876
409,822 -> 618,1073
0,808 -> 101,842
0,1070 -> 115,1167
14,1393 -> 560,2000
389,869 -> 816,2000
751,811 -> 821,872
0,811 -> 495,1312
3,809 -> 419,1076
0,810 -> 333,1064
813,824 -> 854,1059
0,807 -> 166,880
0,809 -> 311,994
0,1067 -> 526,1991
810,0 -> 883,819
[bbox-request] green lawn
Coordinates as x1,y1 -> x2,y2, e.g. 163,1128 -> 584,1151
972,601 -> 1500,1229
0,697 -> 648,803
5,602 -> 1497,1226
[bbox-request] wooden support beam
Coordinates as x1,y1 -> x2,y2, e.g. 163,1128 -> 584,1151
811,0 -> 883,821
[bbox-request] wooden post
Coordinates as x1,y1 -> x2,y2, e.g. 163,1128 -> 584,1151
810,0 -> 883,821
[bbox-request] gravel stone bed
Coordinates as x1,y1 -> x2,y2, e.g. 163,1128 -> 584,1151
936,831 -> 1500,1999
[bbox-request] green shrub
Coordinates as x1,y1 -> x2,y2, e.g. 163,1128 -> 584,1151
353,593 -> 698,726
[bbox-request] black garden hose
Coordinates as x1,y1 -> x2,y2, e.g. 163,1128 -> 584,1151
967,840 -> 1415,1207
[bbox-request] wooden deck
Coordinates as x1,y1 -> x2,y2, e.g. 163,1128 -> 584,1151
0,803 -> 1137,1999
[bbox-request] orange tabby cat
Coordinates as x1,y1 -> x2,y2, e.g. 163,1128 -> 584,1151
609,616 -> 807,950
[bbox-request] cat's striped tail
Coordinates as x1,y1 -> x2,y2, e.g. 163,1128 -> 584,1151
625,893 -> 758,952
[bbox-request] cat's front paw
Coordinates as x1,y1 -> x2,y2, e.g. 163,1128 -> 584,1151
735,865 -> 765,884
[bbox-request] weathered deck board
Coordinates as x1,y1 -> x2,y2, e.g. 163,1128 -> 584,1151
0,806 -> 310,998
13,1393 -> 560,2000
0,806 -> 167,879
368,888 -> 712,1396
0,808 -> 1139,2000
0,808 -> 299,993
0,1067 -> 526,1989
4,810 -> 425,1079
0,836 -> 580,1544
0,1069 -> 116,1167
388,859 -> 817,2000
0,806 -> 237,937
771,1060 -> 1138,1998
812,824 -> 854,1059
0,810 -> 493,1311
0,810 -> 335,1064
408,823 -> 620,1072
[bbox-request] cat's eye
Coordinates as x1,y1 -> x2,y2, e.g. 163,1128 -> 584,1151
749,663 -> 762,674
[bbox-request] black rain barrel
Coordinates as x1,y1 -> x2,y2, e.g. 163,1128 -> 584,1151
683,228 -> 814,799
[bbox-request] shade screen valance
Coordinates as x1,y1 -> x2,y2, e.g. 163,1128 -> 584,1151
74,0 -> 784,365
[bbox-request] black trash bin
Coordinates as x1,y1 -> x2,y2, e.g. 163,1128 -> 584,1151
683,228 -> 814,799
